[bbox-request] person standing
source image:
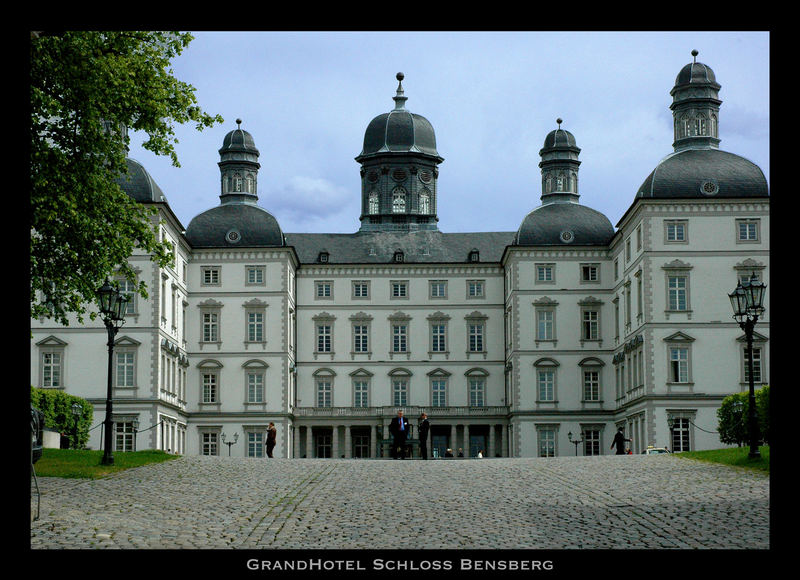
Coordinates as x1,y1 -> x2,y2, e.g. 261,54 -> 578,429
610,427 -> 631,455
266,422 -> 277,458
418,412 -> 430,460
389,410 -> 410,459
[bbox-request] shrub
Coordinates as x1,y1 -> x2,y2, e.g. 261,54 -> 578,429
30,387 -> 93,449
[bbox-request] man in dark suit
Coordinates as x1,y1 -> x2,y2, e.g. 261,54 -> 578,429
389,410 -> 410,459
417,412 -> 430,460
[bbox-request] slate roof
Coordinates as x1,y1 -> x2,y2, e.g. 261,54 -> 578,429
515,202 -> 615,246
185,202 -> 285,248
116,158 -> 166,204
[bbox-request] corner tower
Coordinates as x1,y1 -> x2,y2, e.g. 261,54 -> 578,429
355,73 -> 444,232
670,50 -> 722,151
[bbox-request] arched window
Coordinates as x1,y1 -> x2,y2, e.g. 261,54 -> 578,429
233,174 -> 243,192
368,192 -> 379,214
545,175 -> 553,193
245,175 -> 254,193
392,188 -> 406,213
419,190 -> 430,214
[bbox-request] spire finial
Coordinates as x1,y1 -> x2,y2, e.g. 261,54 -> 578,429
556,118 -> 563,129
691,49 -> 698,63
236,118 -> 242,129
393,72 -> 407,111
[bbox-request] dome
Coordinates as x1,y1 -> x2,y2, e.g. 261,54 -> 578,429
674,57 -> 718,88
516,202 -> 615,246
541,121 -> 579,151
636,148 -> 769,200
185,203 -> 284,248
218,118 -> 260,156
357,73 -> 441,160
116,158 -> 166,203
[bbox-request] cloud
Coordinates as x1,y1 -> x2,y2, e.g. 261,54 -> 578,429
266,176 -> 356,230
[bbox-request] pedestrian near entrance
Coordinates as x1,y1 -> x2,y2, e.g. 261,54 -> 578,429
266,423 -> 277,458
611,427 -> 631,455
389,410 -> 410,459
418,413 -> 430,460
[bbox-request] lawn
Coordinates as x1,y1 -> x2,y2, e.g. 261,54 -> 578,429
33,448 -> 180,479
676,446 -> 769,473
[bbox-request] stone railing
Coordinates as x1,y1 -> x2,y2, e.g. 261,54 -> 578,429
292,405 -> 509,418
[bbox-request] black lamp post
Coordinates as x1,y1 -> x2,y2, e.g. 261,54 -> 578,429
97,279 -> 128,466
221,432 -> 238,456
567,431 -> 583,456
728,272 -> 766,459
132,418 -> 140,452
71,403 -> 82,449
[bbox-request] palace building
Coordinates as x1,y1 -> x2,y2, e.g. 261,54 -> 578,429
31,53 -> 769,458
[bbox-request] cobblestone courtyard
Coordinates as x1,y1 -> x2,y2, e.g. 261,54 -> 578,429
30,454 -> 769,550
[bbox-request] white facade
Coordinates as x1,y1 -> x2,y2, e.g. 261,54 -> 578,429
30,57 -> 769,459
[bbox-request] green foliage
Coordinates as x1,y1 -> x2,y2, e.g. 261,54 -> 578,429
716,385 -> 770,447
678,446 -> 769,473
30,387 -> 93,449
35,448 -> 179,479
30,31 -> 223,326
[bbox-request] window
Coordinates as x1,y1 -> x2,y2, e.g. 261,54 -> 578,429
202,312 -> 219,342
467,280 -> 484,298
582,310 -> 599,340
431,324 -> 447,352
202,373 -> 218,403
636,226 -> 642,251
247,431 -> 264,458
583,429 -> 601,456
669,347 -> 689,383
625,237 -> 631,261
536,264 -> 554,283
468,323 -> 484,352
116,351 -> 135,387
583,370 -> 600,401
315,281 -> 333,299
392,189 -> 406,213
353,281 -> 369,298
581,264 -> 599,283
317,379 -> 332,407
246,266 -> 265,286
744,347 -> 763,384
247,372 -> 264,403
391,281 -> 408,298
537,370 -> 555,401
317,324 -> 332,353
353,324 -> 369,353
432,379 -> 447,407
392,324 -> 408,353
538,428 -> 556,458
419,191 -> 430,213
665,220 -> 687,243
469,378 -> 485,407
247,312 -> 264,342
202,267 -> 220,286
430,280 -> 447,298
668,276 -> 687,311
368,192 -> 379,214
671,417 -> 691,452
41,351 -> 62,388
118,278 -> 137,315
201,432 -> 219,456
392,379 -> 408,407
537,309 -> 554,341
354,380 -> 369,408
115,421 -> 136,452
736,219 -> 760,242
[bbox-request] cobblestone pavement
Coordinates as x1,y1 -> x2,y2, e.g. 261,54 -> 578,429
30,455 -> 769,550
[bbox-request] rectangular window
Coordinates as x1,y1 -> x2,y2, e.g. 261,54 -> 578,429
316,281 -> 332,298
391,281 -> 408,298
247,312 -> 264,342
582,310 -> 599,340
537,370 -> 554,401
115,421 -> 135,452
668,276 -> 687,311
354,381 -> 369,408
583,370 -> 600,401
430,280 -> 447,298
432,379 -> 447,407
247,432 -> 264,458
202,312 -> 219,342
202,432 -> 218,456
666,221 -> 686,242
536,264 -> 553,282
669,347 -> 689,383
246,266 -> 264,285
353,281 -> 369,298
744,347 -> 762,383
431,324 -> 446,352
202,267 -> 220,285
118,278 -> 136,315
42,352 -> 62,388
468,323 -> 484,352
202,373 -> 217,403
469,378 -> 485,407
467,280 -> 484,297
317,380 -> 332,407
317,325 -> 332,352
537,310 -> 553,340
581,264 -> 599,282
392,380 -> 408,407
116,352 -> 135,387
671,417 -> 690,452
583,430 -> 601,456
538,429 -> 556,458
737,219 -> 759,241
392,324 -> 408,352
353,324 -> 369,353
247,373 -> 264,403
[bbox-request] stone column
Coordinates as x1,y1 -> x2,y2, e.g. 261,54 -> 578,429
370,424 -> 377,458
344,425 -> 352,459
332,425 -> 339,459
450,424 -> 457,452
463,424 -> 470,456
488,424 -> 496,458
500,425 -> 507,457
305,426 -> 313,458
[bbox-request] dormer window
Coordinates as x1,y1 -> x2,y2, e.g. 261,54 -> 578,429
393,251 -> 404,263
469,249 -> 480,262
318,252 -> 329,263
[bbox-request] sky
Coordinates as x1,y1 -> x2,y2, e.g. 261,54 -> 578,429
126,31 -> 770,235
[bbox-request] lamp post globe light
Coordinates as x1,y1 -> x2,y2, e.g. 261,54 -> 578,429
97,279 -> 129,466
71,402 -> 82,449
222,432 -> 239,456
728,272 -> 766,459
567,431 -> 583,456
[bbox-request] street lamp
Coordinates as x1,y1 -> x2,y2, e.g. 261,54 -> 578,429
221,432 -> 239,456
97,278 -> 129,466
132,417 -> 140,452
71,403 -> 82,449
728,272 -> 766,459
567,431 -> 583,456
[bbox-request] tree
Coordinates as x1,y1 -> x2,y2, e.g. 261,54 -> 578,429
31,31 -> 223,325
717,392 -> 749,447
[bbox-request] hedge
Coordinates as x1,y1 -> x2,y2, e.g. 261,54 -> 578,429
30,387 -> 93,449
